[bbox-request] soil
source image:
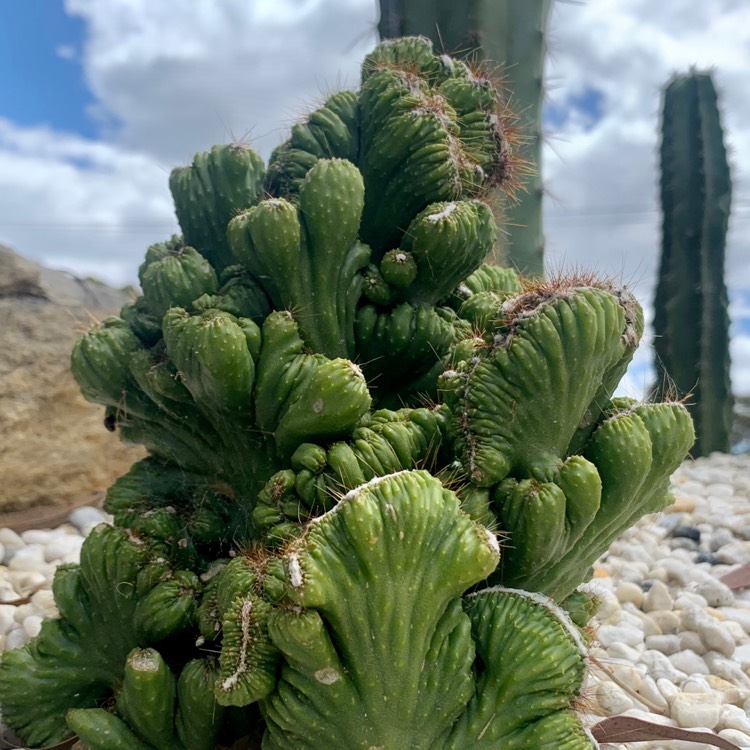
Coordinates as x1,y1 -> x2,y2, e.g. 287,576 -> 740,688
0,245 -> 145,525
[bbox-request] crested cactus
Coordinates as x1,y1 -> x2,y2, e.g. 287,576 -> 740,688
378,0 -> 552,277
653,71 -> 733,456
0,37 -> 693,750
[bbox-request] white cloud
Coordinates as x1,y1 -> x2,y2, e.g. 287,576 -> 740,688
2,0 -> 750,399
65,0 -> 379,163
0,118 -> 175,286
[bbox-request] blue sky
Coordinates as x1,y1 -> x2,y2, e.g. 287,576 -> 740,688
1,0 -> 750,396
0,2 -> 98,138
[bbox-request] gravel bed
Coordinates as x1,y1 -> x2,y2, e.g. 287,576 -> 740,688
1,455 -> 750,749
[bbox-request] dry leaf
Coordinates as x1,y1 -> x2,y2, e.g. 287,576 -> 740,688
591,715 -> 742,748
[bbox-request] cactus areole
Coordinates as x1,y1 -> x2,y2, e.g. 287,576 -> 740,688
0,38 -> 693,750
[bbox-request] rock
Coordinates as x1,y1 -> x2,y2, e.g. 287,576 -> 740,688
669,649 -> 710,675
638,649 -> 686,682
615,581 -> 645,607
720,704 -> 750,734
716,541 -> 750,565
4,627 -> 27,651
595,681 -> 634,715
693,578 -> 735,607
643,580 -> 674,612
650,609 -> 681,634
678,630 -> 706,655
669,691 -> 723,729
0,244 -> 143,516
596,623 -> 644,649
69,506 -> 110,531
673,525 -> 701,542
633,675 -> 669,712
695,552 -> 722,565
644,634 -> 680,655
710,528 -> 736,552
22,614 -> 42,639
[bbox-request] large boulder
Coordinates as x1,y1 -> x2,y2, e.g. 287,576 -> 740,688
0,245 -> 144,520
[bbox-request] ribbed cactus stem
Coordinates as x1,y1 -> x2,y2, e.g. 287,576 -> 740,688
377,0 -> 551,277
653,71 -> 733,456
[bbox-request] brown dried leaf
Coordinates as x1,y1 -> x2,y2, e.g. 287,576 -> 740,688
591,715 -> 742,748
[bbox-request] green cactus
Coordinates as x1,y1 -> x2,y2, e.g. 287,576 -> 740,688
653,71 -> 733,456
378,1 -> 552,277
170,144 -> 265,271
0,37 -> 694,750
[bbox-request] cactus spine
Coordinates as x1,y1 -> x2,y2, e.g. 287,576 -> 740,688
653,71 -> 733,456
377,0 -> 551,278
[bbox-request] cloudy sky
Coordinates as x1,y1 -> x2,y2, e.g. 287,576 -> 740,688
2,0 -> 750,397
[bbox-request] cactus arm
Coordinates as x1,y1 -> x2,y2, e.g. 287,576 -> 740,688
444,588 -> 594,749
262,470 -> 499,749
67,708 -> 155,750
230,160 -> 371,359
377,2 -> 551,276
441,283 -> 641,486
252,407 -> 448,541
169,144 -> 265,271
503,401 -> 694,599
174,659 -> 227,750
0,527 -> 201,747
115,648 -> 180,750
254,312 -> 371,458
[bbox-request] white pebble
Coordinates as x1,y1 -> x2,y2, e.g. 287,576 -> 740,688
615,581 -> 644,607
4,627 -> 28,651
644,634 -> 680,655
44,535 -> 83,564
670,691 -> 723,729
597,623 -> 644,649
639,649 -> 686,682
657,677 -> 680,701
649,609 -> 681,634
717,607 -> 750,634
0,605 -> 16,635
673,590 -> 709,609
69,506 -> 109,531
606,641 -> 642,662
705,652 -> 750,688
595,681 -> 634,715
5,570 -> 46,597
678,630 -> 706,655
643,580 -> 674,612
20,529 -> 52,546
720,704 -> 750,734
8,545 -> 45,571
22,615 -> 43,639
681,675 -> 712,692
698,619 -> 736,657
693,578 -> 735,607
716,541 -> 750,565
634,674 -> 669,711
31,589 -> 58,619
0,528 -> 24,557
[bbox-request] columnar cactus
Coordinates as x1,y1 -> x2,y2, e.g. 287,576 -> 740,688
0,37 -> 693,750
653,70 -> 733,457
